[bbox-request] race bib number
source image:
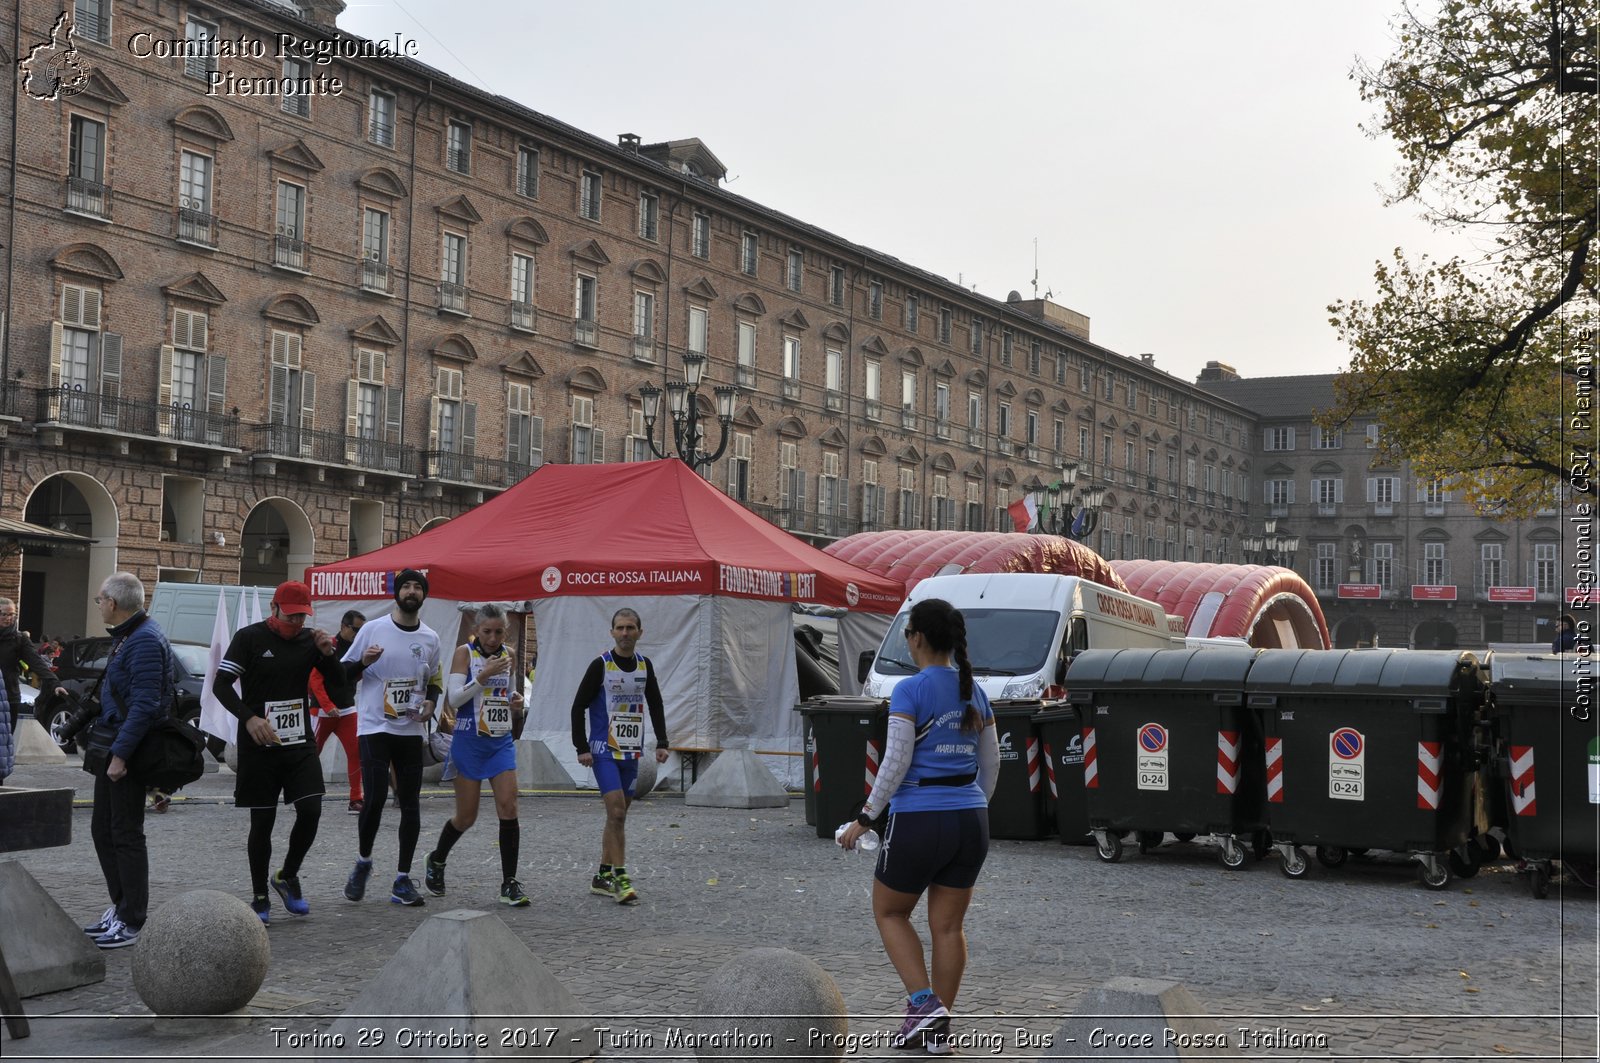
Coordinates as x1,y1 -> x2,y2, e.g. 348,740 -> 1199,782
478,695 -> 512,738
384,677 -> 420,720
266,698 -> 307,745
610,710 -> 644,754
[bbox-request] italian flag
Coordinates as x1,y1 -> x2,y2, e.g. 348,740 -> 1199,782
1008,492 -> 1042,533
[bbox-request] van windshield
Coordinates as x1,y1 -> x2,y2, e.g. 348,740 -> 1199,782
875,608 -> 1060,677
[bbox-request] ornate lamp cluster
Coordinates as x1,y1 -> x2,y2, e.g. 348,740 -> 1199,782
637,351 -> 737,471
1042,462 -> 1108,542
1241,517 -> 1300,567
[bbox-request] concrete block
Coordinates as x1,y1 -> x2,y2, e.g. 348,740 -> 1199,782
634,749 -> 658,797
685,748 -> 789,809
319,737 -> 348,783
132,889 -> 270,1017
13,717 -> 67,764
1044,977 -> 1229,1061
200,746 -> 220,774
691,946 -> 847,1060
514,739 -> 576,789
320,909 -> 599,1062
0,862 -> 105,997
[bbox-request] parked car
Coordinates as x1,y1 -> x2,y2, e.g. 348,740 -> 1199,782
42,638 -> 224,757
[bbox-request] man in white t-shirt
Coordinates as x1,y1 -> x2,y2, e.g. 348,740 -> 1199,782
339,569 -> 442,907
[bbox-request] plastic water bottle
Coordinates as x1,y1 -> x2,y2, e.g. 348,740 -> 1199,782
835,823 -> 881,853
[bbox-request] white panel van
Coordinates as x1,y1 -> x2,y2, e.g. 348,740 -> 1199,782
860,572 -> 1181,701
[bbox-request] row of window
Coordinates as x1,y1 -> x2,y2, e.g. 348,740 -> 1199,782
1263,424 -> 1380,451
1311,542 -> 1561,594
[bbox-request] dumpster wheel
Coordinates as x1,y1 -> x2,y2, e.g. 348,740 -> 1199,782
1174,832 -> 1197,843
1315,845 -> 1348,869
1094,831 -> 1124,863
1447,846 -> 1481,880
1136,830 -> 1164,854
1527,862 -> 1551,899
1415,855 -> 1451,891
1278,845 -> 1310,879
1218,836 -> 1248,870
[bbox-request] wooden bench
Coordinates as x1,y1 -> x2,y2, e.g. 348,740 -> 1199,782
670,747 -> 801,790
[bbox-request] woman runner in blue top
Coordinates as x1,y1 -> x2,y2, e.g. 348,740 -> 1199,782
422,604 -> 529,907
839,598 -> 999,1055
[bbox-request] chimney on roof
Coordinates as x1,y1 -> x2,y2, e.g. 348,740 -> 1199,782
1139,352 -> 1155,366
1197,360 -> 1240,382
618,133 -> 641,153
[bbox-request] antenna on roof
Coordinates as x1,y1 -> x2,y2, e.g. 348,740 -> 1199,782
1032,238 -> 1039,299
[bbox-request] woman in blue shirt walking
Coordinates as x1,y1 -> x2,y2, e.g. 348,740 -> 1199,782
839,598 -> 1000,1054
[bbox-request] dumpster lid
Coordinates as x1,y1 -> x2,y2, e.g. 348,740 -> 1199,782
1065,646 -> 1256,698
796,695 -> 888,711
1487,653 -> 1591,706
1244,648 -> 1483,697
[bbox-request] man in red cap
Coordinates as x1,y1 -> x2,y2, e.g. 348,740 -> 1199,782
211,580 -> 346,924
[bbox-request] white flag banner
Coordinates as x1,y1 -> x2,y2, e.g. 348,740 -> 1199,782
234,586 -> 250,634
198,586 -> 234,742
248,587 -> 264,625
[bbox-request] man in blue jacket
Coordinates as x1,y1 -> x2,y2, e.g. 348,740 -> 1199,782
83,572 -> 173,949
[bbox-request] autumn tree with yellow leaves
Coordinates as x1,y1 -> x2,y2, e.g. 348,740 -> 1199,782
1325,0 -> 1596,517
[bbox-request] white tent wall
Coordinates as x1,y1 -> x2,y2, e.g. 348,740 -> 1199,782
837,611 -> 894,696
309,599 -> 468,647
524,594 -> 803,789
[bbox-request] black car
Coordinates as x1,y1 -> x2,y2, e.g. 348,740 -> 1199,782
44,639 -> 223,757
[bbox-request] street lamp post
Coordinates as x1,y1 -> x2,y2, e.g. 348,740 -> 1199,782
1041,462 -> 1107,542
637,351 -> 738,472
1241,517 -> 1300,568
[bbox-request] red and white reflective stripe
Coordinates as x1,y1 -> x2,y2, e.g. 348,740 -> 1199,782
864,739 -> 881,796
1265,737 -> 1284,803
1043,741 -> 1058,800
1416,741 -> 1443,810
812,749 -> 821,793
1082,727 -> 1099,789
1216,730 -> 1241,795
1509,745 -> 1537,816
1027,737 -> 1042,793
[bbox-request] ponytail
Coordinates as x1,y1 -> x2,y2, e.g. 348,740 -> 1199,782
909,598 -> 984,733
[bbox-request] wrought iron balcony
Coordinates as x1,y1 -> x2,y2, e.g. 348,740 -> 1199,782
37,386 -> 153,433
510,301 -> 536,332
177,208 -> 217,247
158,403 -> 240,448
362,259 -> 390,294
246,422 -> 415,476
437,282 -> 467,314
274,235 -> 307,271
573,319 -> 597,347
632,336 -> 655,363
66,177 -> 111,219
736,365 -> 755,389
421,450 -> 539,489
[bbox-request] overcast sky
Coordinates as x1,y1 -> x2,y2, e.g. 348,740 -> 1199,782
339,0 -> 1454,384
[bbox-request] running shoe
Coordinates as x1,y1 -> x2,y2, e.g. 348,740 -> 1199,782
271,871 -> 310,916
250,895 -> 271,925
83,905 -> 117,936
390,875 -> 426,907
499,878 -> 530,907
589,872 -> 616,897
424,853 -> 447,896
347,799 -> 363,815
148,791 -> 171,813
891,995 -> 949,1050
613,872 -> 639,905
345,858 -> 374,902
93,919 -> 140,949
923,1021 -> 955,1056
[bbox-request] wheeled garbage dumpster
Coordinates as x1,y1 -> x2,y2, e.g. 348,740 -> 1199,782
1064,646 -> 1264,868
1484,654 -> 1599,898
796,696 -> 888,839
1245,648 -> 1487,890
987,701 -> 1055,840
1036,703 -> 1091,845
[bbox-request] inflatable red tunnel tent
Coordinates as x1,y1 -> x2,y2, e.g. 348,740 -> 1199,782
823,530 -> 1129,599
1110,559 -> 1330,649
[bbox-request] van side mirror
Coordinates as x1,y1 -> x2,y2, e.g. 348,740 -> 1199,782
1056,657 -> 1070,686
858,650 -> 876,684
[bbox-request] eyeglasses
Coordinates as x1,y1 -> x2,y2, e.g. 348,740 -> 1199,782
93,595 -> 111,605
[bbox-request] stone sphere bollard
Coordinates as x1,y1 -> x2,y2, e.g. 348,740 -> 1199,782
692,947 -> 848,1061
633,749 -> 658,797
132,889 -> 270,1016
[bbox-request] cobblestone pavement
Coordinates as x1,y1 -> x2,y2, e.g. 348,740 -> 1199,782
1,761 -> 1595,1062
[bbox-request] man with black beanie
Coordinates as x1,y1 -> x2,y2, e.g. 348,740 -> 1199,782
339,569 -> 442,907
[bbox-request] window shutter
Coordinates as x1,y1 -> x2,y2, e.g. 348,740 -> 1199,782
1284,480 -> 1295,505
270,364 -> 291,423
507,409 -> 525,463
345,379 -> 361,437
1366,477 -> 1376,502
61,285 -> 82,327
462,401 -> 476,455
206,355 -> 227,415
1334,478 -> 1343,503
428,395 -> 441,452
527,416 -> 544,465
384,387 -> 403,444
158,344 -> 177,410
98,333 -> 122,402
591,428 -> 606,463
1285,427 -> 1296,449
299,371 -> 316,433
48,322 -> 63,388
173,312 -> 192,350
792,468 -> 806,511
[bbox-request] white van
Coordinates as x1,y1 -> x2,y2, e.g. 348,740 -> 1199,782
860,572 -> 1181,701
147,582 -> 275,645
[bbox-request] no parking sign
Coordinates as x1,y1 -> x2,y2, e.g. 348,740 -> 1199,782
1137,722 -> 1169,792
1328,726 -> 1365,801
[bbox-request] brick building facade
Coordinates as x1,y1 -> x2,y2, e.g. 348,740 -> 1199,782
0,0 -> 1560,649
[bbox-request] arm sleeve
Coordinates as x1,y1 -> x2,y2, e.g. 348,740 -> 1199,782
861,713 -> 915,820
976,721 -> 1000,800
213,631 -> 251,721
308,670 -> 336,714
311,648 -> 345,689
644,661 -> 668,747
446,670 -> 480,710
570,657 -> 603,752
